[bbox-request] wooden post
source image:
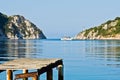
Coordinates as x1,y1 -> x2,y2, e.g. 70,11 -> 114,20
7,69 -> 13,80
32,75 -> 39,80
23,69 -> 28,80
47,69 -> 53,80
58,65 -> 64,80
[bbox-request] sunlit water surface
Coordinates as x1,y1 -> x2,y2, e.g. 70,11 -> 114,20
0,39 -> 120,80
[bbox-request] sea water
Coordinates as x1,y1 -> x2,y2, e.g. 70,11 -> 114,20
0,39 -> 120,80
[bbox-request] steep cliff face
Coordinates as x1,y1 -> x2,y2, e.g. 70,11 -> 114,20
74,17 -> 120,40
0,13 -> 46,39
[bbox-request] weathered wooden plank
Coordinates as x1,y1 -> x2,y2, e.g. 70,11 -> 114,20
0,58 -> 62,70
0,58 -> 63,80
15,72 -> 38,79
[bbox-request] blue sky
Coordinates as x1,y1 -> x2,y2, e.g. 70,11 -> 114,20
0,0 -> 120,38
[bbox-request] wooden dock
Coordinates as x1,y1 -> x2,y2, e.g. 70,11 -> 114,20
0,58 -> 64,80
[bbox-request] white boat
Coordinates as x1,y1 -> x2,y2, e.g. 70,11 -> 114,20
61,36 -> 72,40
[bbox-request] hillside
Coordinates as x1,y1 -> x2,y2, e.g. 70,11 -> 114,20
74,17 -> 120,40
0,12 -> 46,39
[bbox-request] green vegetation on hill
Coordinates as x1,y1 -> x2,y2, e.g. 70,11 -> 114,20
83,17 -> 120,37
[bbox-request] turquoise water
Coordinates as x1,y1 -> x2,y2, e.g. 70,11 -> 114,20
0,39 -> 120,80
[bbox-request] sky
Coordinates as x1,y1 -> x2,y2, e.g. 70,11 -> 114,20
0,0 -> 120,38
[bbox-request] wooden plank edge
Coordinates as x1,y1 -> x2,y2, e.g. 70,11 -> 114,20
15,72 -> 38,79
0,70 -> 5,73
38,59 -> 63,75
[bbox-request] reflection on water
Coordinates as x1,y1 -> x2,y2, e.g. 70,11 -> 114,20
0,39 -> 43,62
0,40 -> 120,64
85,40 -> 120,68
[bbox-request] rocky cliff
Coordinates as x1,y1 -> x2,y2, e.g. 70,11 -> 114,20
0,12 -> 46,39
74,17 -> 120,40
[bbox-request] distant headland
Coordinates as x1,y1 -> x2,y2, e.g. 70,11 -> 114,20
0,12 -> 46,39
73,17 -> 120,40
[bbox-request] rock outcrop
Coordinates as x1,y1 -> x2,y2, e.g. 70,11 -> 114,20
0,12 -> 46,39
74,17 -> 120,40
